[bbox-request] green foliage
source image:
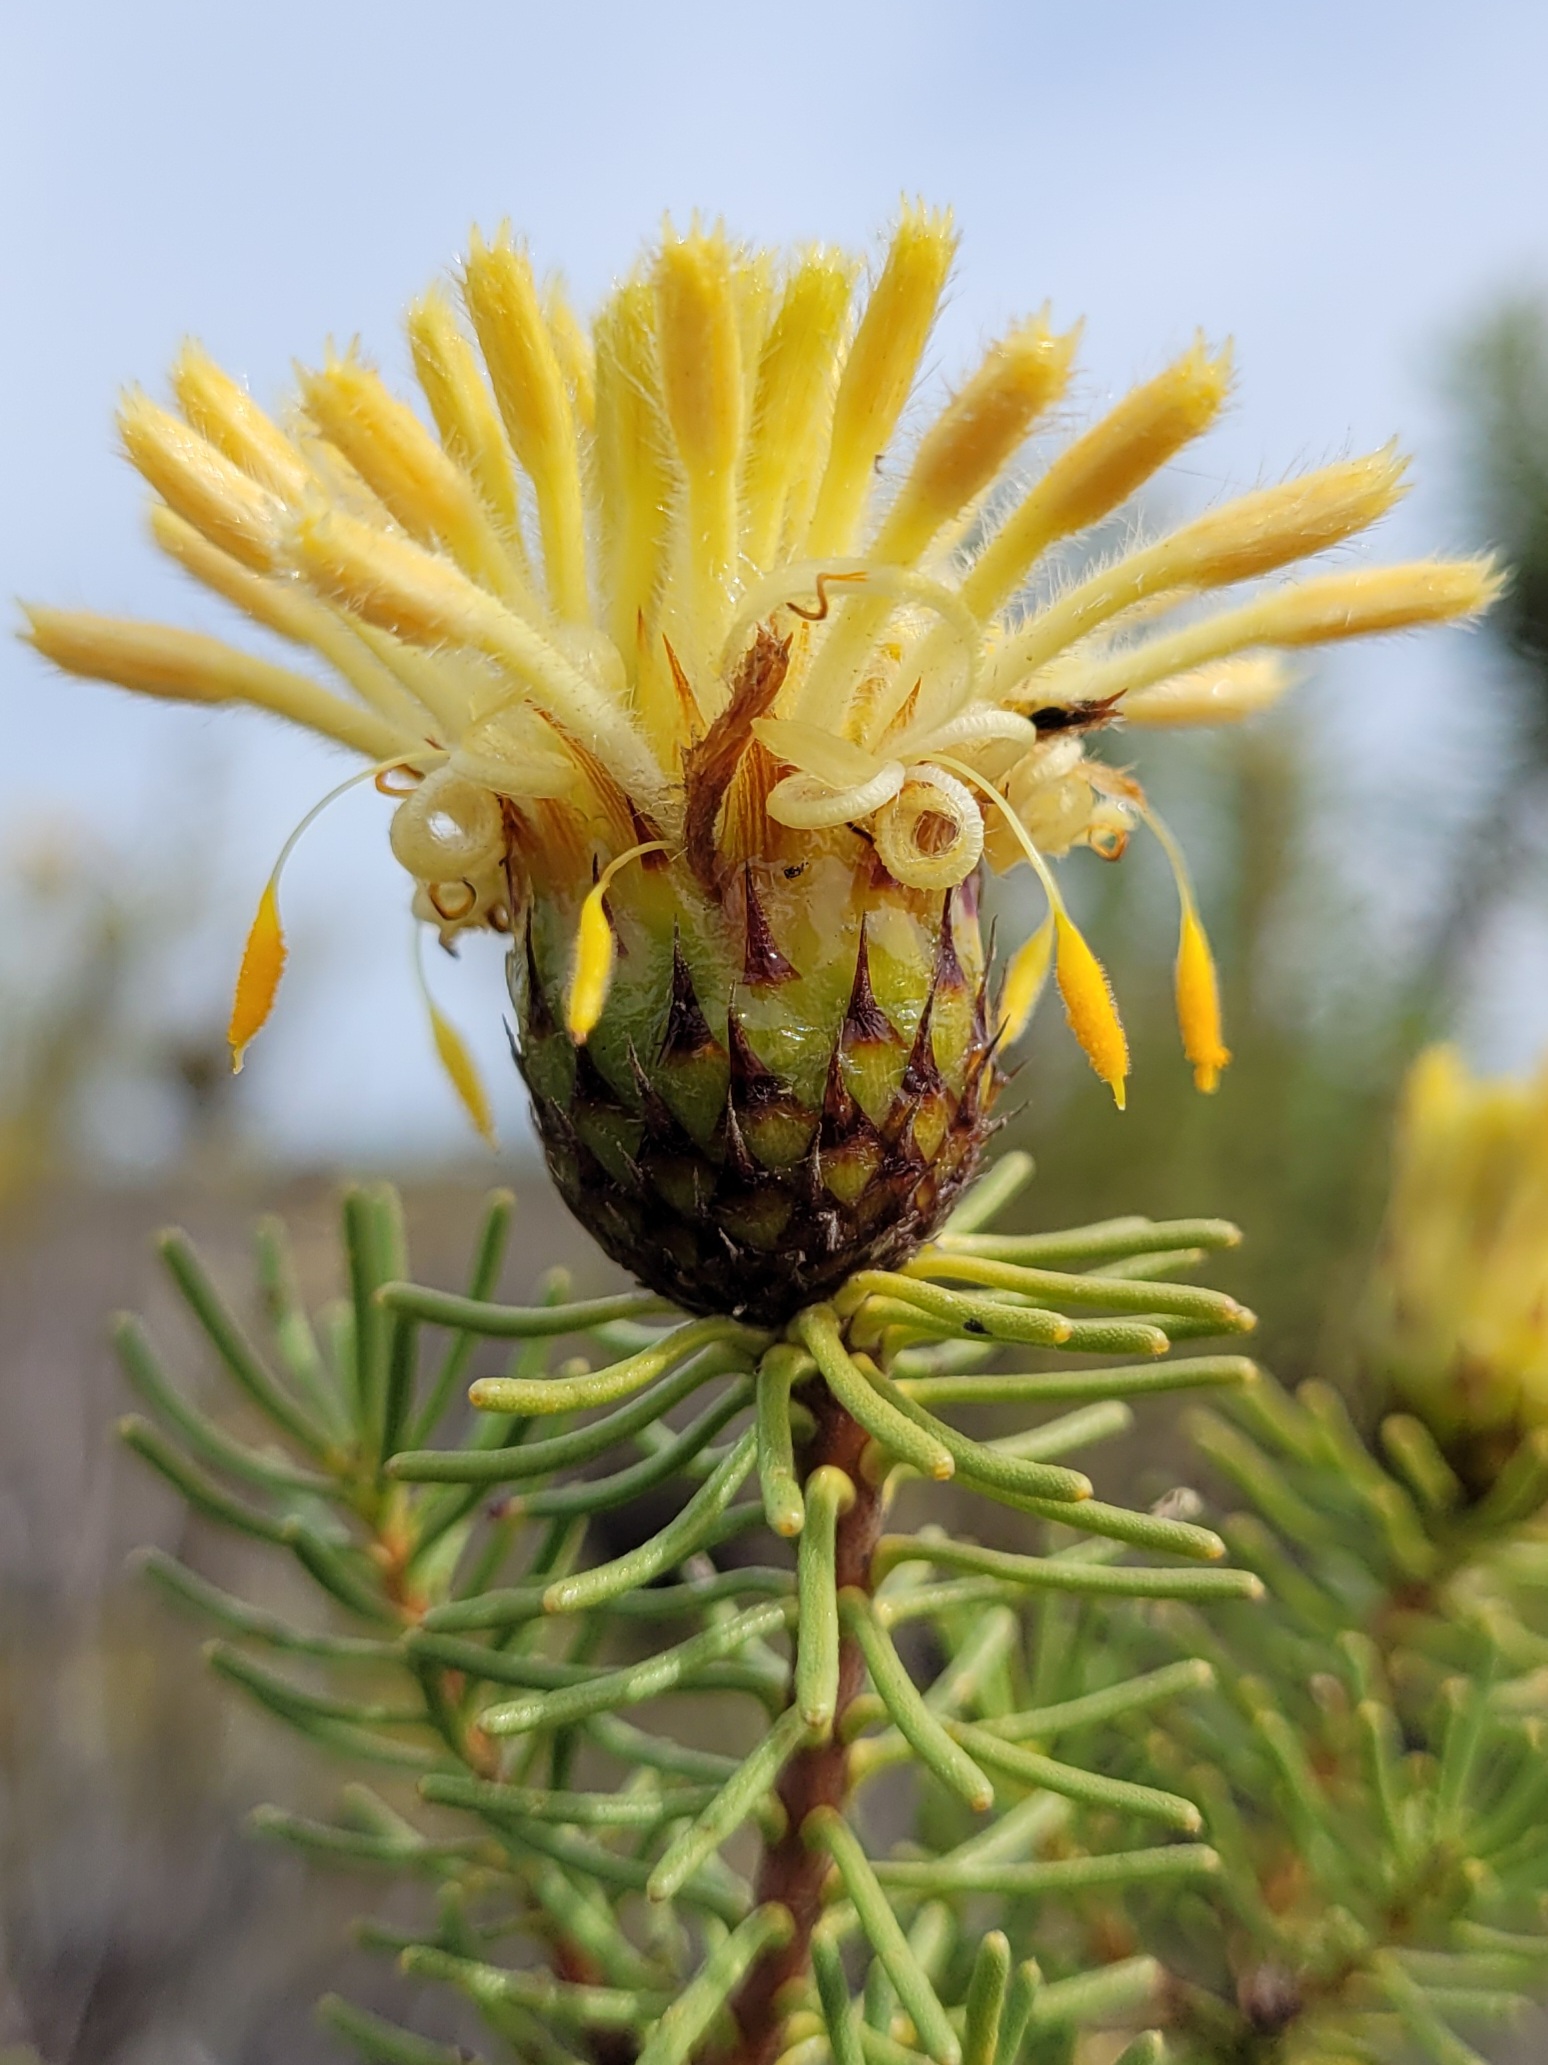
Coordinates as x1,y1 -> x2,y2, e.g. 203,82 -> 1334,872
119,1158 -> 1260,2065
1060,1376 -> 1548,2062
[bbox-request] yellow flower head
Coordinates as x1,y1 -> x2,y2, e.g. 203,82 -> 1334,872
1365,1046 -> 1548,1453
25,210 -> 1497,1113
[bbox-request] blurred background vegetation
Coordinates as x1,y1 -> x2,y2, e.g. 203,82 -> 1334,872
6,299 -> 1548,2062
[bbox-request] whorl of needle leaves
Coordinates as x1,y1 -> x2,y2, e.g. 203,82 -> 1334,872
117,1152 -> 1269,2065
1084,1361 -> 1548,2063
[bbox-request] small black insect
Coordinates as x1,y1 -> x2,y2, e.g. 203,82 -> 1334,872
1030,692 -> 1125,736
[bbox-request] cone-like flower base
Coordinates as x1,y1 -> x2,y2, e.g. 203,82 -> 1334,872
513,859 -> 1001,1324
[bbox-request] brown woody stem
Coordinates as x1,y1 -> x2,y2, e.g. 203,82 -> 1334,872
714,1369 -> 883,2065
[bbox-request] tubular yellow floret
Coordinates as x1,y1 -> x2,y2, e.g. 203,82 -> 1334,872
119,390 -> 284,573
171,343 -> 311,501
297,350 -> 523,606
544,279 -> 597,434
741,251 -> 855,568
1015,558 -> 1503,710
998,445 -> 1411,682
462,228 -> 589,620
1154,444 -> 1408,588
654,225 -> 745,620
998,915 -> 1055,1044
1122,655 -> 1291,727
592,279 -> 672,712
407,286 -> 527,543
149,505 -> 434,739
796,315 -> 1079,732
1176,904 -> 1230,1093
21,604 -> 408,760
1055,911 -> 1130,1109
292,505 -> 664,803
962,338 -> 1233,620
805,206 -> 958,557
873,316 -> 1079,566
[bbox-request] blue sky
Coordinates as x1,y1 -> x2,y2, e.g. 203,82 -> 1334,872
4,0 -> 1547,1162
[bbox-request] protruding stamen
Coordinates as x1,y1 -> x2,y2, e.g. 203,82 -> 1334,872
1054,914 -> 1129,1110
935,752 -> 1128,1107
228,882 -> 285,1077
564,841 -> 672,1044
228,761 -> 410,1072
1176,907 -> 1230,1094
998,916 -> 1055,1046
415,935 -> 498,1147
1143,802 -> 1231,1094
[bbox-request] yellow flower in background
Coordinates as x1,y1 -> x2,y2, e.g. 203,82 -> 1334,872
24,211 -> 1496,1320
1365,1045 -> 1548,1451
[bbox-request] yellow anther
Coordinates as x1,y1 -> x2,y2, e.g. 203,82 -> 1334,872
934,751 -> 1128,1105
1176,905 -> 1230,1093
226,760 -> 425,1074
564,842 -> 671,1044
413,937 -> 498,1147
428,999 -> 497,1146
1054,912 -> 1129,1109
228,880 -> 286,1075
998,916 -> 1055,1045
1141,799 -> 1231,1095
